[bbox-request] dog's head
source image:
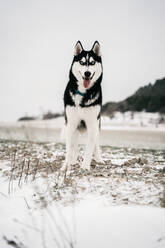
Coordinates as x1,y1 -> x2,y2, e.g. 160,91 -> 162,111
71,41 -> 102,90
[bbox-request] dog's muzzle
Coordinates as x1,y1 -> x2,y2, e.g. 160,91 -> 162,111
83,72 -> 95,88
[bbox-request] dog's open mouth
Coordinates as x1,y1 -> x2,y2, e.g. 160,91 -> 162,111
82,73 -> 95,88
83,79 -> 90,88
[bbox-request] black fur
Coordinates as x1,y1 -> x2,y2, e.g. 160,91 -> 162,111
77,120 -> 87,131
64,44 -> 103,124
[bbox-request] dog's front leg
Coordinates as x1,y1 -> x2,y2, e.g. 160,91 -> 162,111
93,133 -> 105,164
65,123 -> 77,168
82,122 -> 98,170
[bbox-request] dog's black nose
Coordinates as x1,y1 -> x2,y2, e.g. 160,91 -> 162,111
84,71 -> 91,78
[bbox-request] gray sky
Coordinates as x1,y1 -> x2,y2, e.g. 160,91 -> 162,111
0,0 -> 165,121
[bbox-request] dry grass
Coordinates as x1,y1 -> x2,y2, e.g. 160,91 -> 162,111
0,140 -> 165,207
1,140 -> 165,248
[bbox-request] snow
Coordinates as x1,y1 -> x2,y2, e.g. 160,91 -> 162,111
0,113 -> 165,149
0,141 -> 165,208
101,111 -> 165,130
0,181 -> 165,248
0,111 -> 165,131
0,112 -> 165,247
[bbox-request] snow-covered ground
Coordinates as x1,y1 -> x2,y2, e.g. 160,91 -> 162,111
0,112 -> 165,247
0,112 -> 165,149
1,191 -> 165,248
0,140 -> 165,247
1,111 -> 164,131
102,111 -> 165,130
1,141 -> 165,207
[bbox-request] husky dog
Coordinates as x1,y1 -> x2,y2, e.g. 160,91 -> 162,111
64,41 -> 104,170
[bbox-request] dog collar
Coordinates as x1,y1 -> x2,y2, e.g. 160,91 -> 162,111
74,89 -> 85,97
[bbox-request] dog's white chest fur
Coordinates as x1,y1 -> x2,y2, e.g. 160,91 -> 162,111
66,104 -> 100,124
72,93 -> 82,106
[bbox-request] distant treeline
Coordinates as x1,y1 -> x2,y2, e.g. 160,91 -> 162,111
18,77 -> 165,121
102,77 -> 165,117
18,112 -> 64,121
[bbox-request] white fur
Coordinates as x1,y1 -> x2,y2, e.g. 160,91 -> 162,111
65,104 -> 103,170
85,93 -> 99,106
81,57 -> 86,62
72,61 -> 102,92
69,90 -> 82,106
89,57 -> 94,62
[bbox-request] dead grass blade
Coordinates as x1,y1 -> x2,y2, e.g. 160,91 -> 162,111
8,149 -> 17,194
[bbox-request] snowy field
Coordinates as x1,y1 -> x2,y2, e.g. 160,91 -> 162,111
0,140 -> 165,247
0,112 -> 165,247
0,112 -> 165,149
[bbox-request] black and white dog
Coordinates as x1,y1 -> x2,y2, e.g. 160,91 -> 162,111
64,41 -> 104,170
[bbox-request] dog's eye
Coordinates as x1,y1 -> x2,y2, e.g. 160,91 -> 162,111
79,61 -> 85,65
90,61 -> 96,65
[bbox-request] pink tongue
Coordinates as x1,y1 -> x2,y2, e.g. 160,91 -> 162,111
83,79 -> 90,88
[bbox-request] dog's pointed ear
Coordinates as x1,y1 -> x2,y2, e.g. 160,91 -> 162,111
74,41 -> 83,56
92,41 -> 101,56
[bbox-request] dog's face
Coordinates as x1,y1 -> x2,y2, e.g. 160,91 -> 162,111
71,41 -> 102,90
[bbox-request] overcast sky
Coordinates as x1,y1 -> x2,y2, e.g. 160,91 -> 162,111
0,0 -> 165,121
